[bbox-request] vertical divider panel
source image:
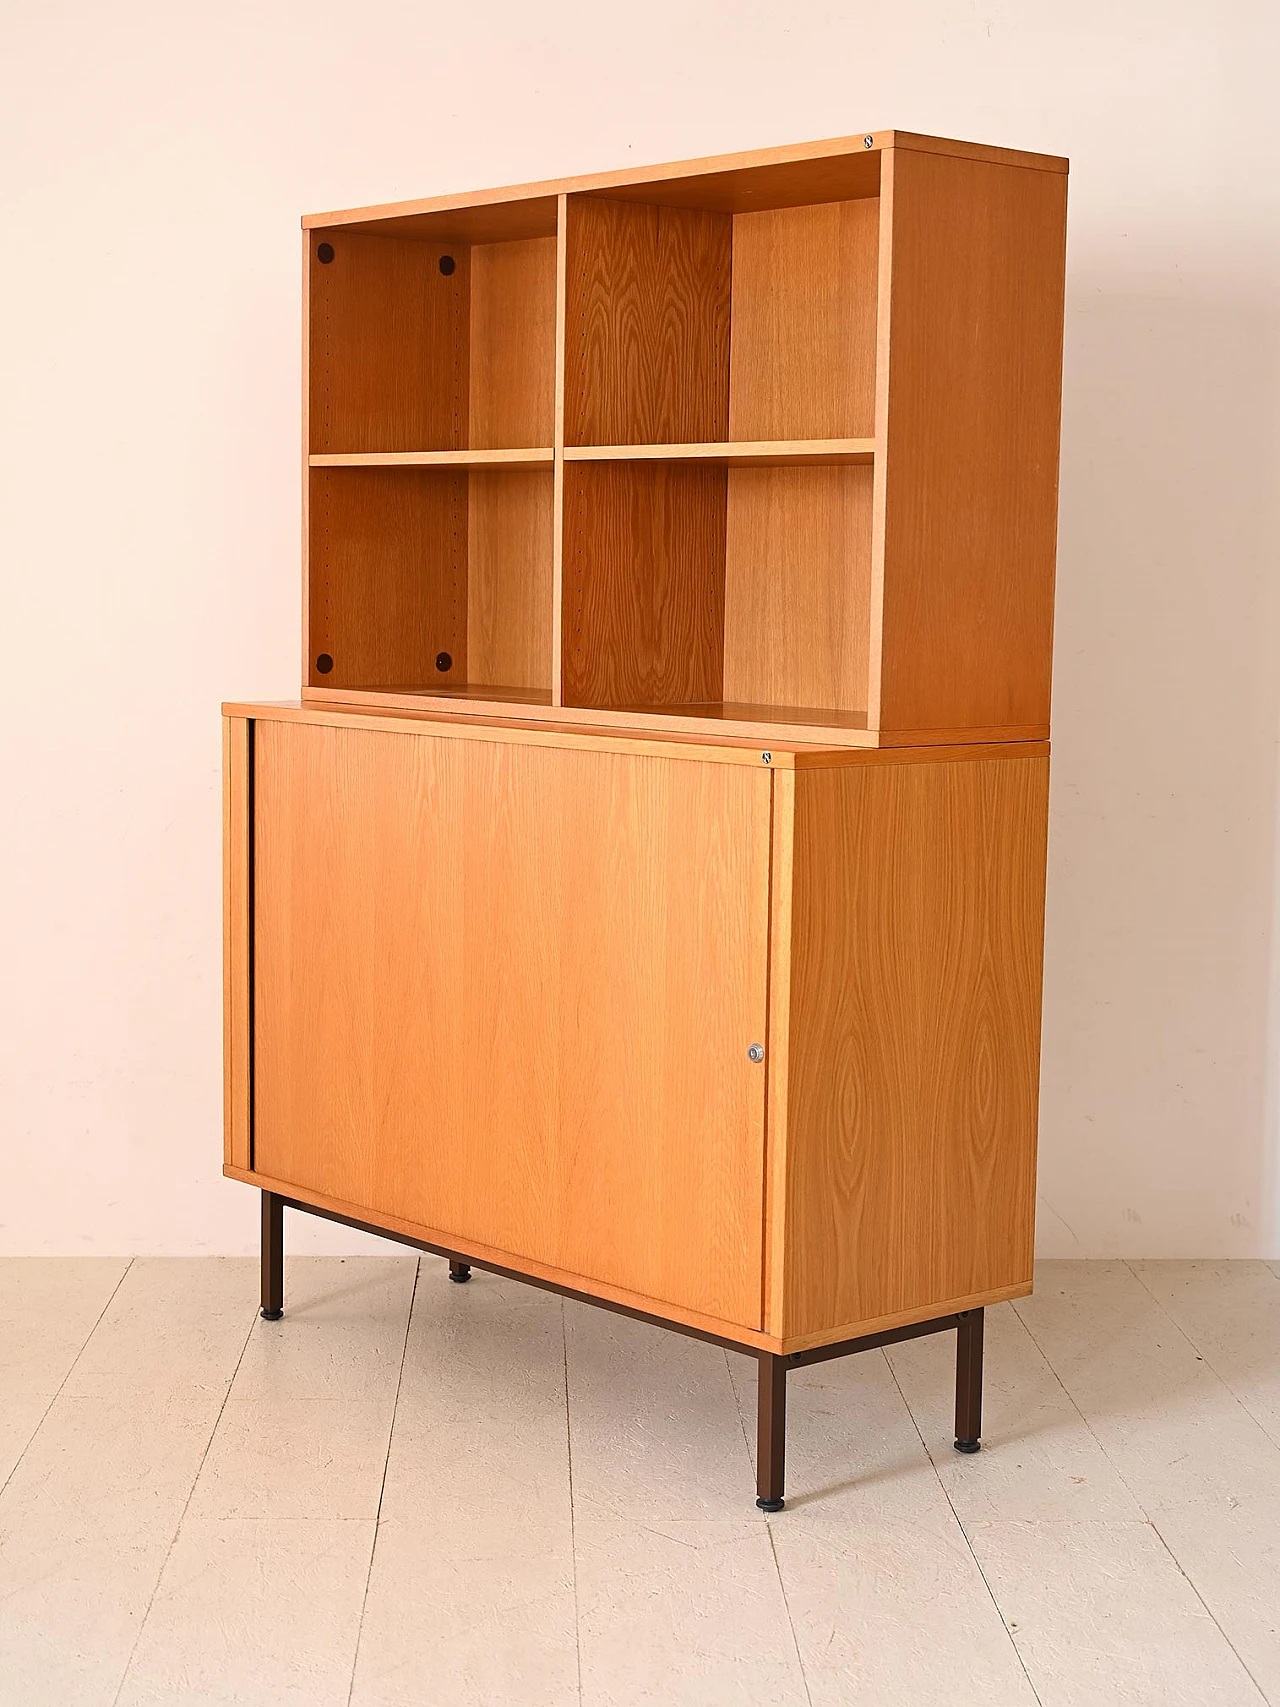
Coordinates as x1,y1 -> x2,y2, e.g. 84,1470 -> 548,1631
552,194 -> 568,704
465,471 -> 552,690
723,199 -> 879,719
466,233 -> 557,689
866,151 -> 897,734
727,199 -> 878,441
467,236 -> 555,447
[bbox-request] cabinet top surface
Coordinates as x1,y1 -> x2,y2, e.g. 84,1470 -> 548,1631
225,701 -> 1049,770
302,129 -> 1069,231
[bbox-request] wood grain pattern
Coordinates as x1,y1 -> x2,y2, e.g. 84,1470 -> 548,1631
251,718 -> 772,1327
723,465 -> 873,716
468,235 -> 557,449
561,462 -> 726,708
776,1280 -> 1034,1353
308,468 -> 467,688
875,149 -> 1067,735
564,440 -> 873,467
729,199 -> 879,441
222,716 -> 252,1172
467,470 -> 554,690
563,197 -> 732,446
303,130 -> 1065,232
779,755 -> 1049,1340
309,231 -> 468,454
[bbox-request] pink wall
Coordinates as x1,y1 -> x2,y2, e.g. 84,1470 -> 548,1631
1,0 -> 1277,1255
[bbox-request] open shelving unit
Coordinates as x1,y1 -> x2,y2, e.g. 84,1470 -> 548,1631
301,132 -> 1067,746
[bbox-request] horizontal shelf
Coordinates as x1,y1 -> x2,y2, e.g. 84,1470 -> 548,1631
321,682 -> 555,709
564,439 -> 874,468
310,449 -> 554,470
313,443 -> 872,469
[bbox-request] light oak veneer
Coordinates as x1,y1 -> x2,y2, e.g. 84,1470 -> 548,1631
227,706 -> 1051,1350
297,130 -> 1067,747
228,129 -> 1066,1378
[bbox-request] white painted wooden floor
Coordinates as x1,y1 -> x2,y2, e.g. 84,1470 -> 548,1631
1,1258 -> 1277,1706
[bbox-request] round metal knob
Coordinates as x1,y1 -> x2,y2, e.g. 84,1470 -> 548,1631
748,1043 -> 765,1063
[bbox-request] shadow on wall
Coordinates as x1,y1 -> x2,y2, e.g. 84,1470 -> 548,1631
1037,266 -> 1280,1259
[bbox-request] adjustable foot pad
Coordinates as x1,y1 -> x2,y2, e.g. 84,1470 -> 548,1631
954,1437 -> 981,1454
260,1307 -> 284,1321
449,1265 -> 472,1283
756,1496 -> 785,1512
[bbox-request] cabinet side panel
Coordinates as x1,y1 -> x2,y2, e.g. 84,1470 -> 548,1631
467,470 -> 554,690
729,198 -> 878,441
723,464 -> 872,716
223,716 -> 252,1172
877,151 -> 1066,735
782,756 -> 1048,1339
563,196 -> 732,445
252,720 -> 771,1328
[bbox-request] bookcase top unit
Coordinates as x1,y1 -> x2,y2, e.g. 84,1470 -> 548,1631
301,131 -> 1069,749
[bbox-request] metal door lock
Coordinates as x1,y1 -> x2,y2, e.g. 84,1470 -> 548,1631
748,1043 -> 765,1062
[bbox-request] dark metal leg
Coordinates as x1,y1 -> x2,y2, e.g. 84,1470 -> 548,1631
260,1191 -> 284,1320
954,1308 -> 984,1452
755,1352 -> 787,1510
448,1261 -> 472,1283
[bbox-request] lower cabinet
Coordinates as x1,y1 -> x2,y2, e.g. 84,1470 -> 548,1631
226,706 -> 1049,1353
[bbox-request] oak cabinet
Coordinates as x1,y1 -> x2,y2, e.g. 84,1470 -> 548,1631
227,708 -> 1048,1352
226,129 -> 1067,1506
